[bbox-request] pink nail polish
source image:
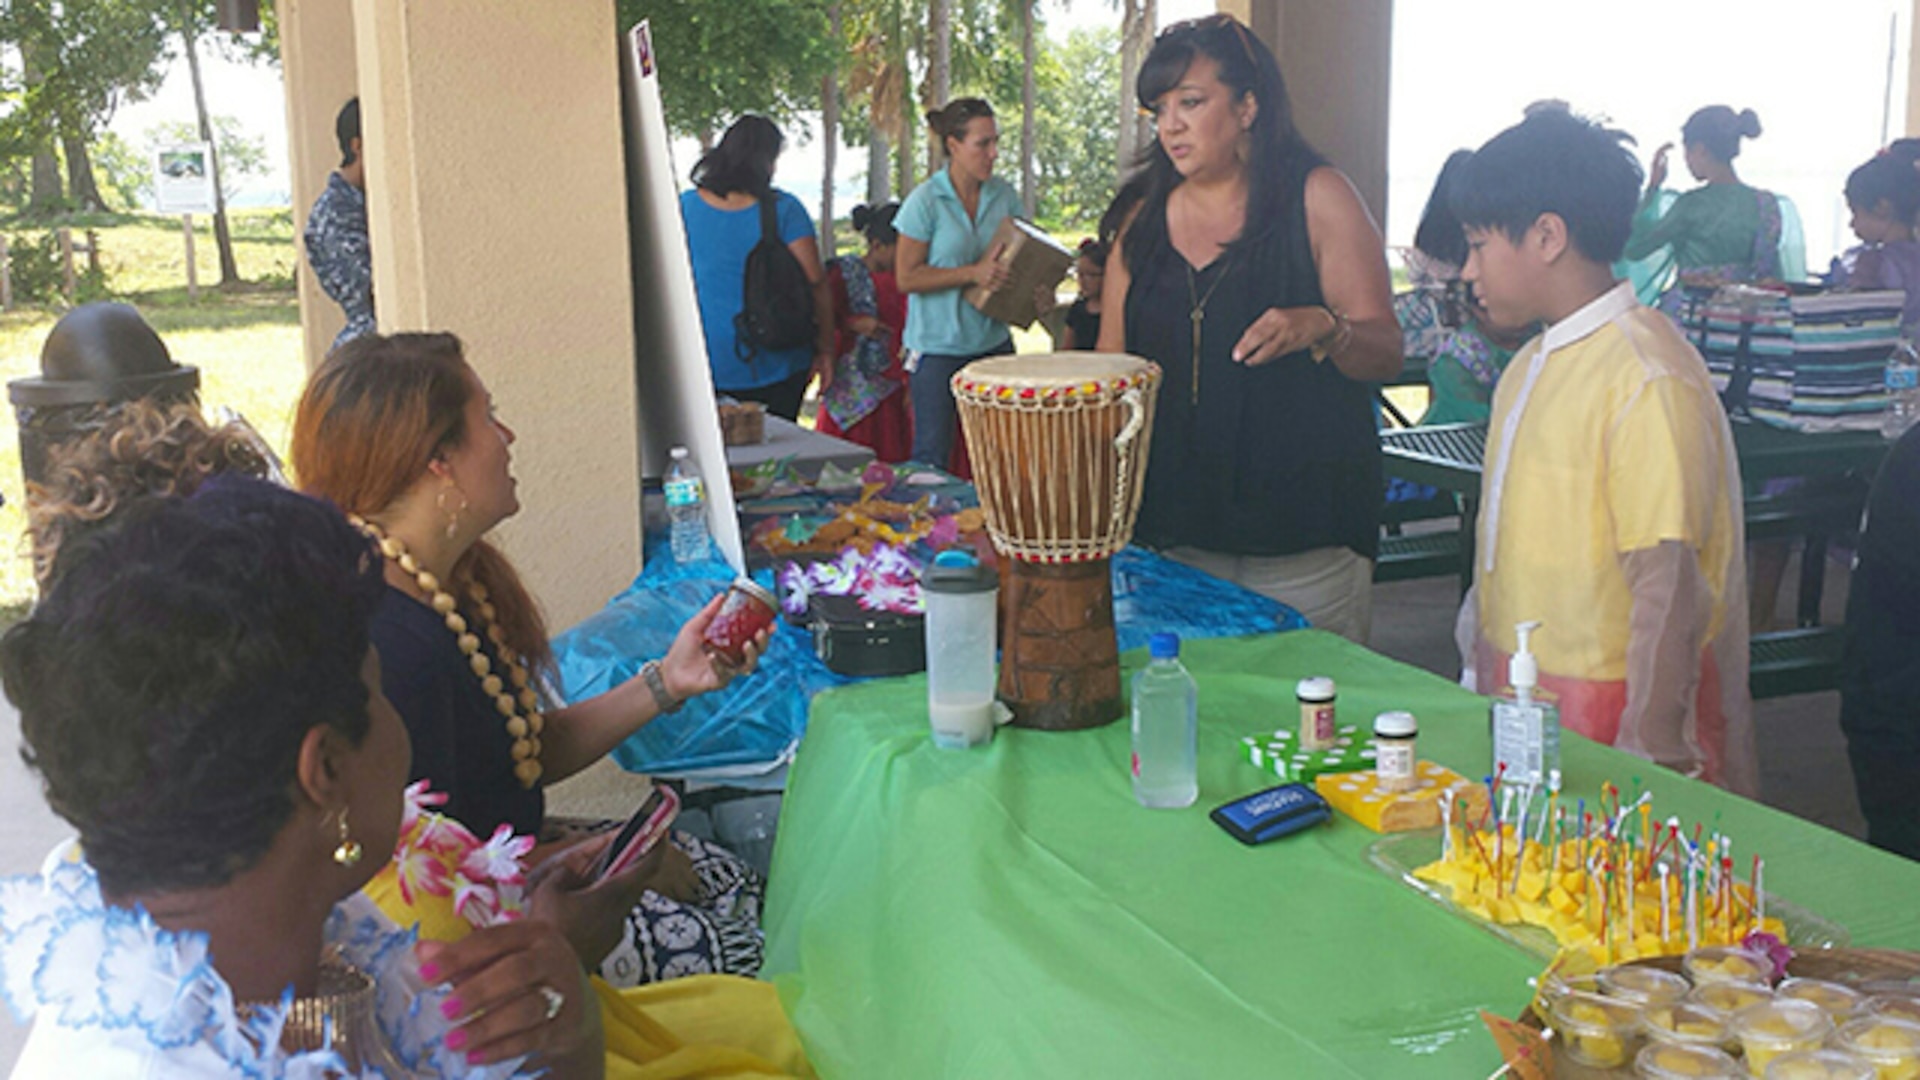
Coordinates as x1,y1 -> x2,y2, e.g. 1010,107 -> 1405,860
445,1028 -> 467,1051
440,997 -> 463,1020
418,962 -> 440,981
466,1051 -> 486,1065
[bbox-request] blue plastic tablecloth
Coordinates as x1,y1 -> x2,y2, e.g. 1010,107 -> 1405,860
551,536 -> 1305,776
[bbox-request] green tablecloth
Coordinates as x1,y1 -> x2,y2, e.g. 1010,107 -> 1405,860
761,631 -> 1920,1078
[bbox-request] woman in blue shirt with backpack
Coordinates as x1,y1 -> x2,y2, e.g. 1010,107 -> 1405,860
680,115 -> 835,419
895,98 -> 1023,473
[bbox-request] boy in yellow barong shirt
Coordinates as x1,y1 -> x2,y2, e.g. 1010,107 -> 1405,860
1448,110 -> 1759,796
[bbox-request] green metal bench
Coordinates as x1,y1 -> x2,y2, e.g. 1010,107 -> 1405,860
1374,529 -> 1464,583
1750,625 -> 1846,699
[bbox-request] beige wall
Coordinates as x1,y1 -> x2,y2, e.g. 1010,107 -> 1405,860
276,0 -> 357,370
341,0 -> 644,630
1235,0 -> 1393,232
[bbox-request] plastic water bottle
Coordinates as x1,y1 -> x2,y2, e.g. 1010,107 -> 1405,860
664,446 -> 710,564
1884,343 -> 1920,442
1131,632 -> 1198,808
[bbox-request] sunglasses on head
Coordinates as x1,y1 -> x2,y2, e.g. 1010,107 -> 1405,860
1157,12 -> 1262,70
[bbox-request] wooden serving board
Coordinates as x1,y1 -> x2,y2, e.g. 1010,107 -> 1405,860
1505,949 -> 1920,1078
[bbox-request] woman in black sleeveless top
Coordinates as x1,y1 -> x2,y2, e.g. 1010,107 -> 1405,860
1097,15 -> 1400,642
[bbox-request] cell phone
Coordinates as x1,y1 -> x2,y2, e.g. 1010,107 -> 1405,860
591,785 -> 680,879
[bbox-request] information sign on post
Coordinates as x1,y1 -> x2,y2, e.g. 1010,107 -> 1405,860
153,143 -> 215,300
152,143 -> 216,214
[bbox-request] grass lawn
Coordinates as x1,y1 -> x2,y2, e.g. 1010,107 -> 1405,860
0,209 -> 306,622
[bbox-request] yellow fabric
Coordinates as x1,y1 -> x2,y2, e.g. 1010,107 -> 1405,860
1476,287 -> 1741,681
363,862 -> 812,1079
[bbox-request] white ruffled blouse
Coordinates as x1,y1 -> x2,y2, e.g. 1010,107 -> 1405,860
0,841 -> 529,1078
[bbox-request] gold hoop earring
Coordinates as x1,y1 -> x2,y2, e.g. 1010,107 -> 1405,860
331,807 -> 364,867
437,486 -> 469,541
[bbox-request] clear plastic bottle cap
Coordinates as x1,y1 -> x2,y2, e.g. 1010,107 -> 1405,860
1373,710 -> 1417,738
670,446 -> 689,459
1296,676 -> 1335,701
1149,633 -> 1179,660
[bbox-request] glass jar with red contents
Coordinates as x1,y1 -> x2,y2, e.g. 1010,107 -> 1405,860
703,578 -> 778,667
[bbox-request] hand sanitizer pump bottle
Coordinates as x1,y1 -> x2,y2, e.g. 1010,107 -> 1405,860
1490,620 -> 1559,787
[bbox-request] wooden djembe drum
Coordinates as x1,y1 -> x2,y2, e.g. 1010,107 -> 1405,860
951,354 -> 1160,730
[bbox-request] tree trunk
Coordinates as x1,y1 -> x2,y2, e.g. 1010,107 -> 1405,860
61,133 -> 107,212
180,7 -> 241,286
867,129 -> 890,204
1117,0 -> 1154,177
23,56 -> 63,215
926,0 -> 950,173
895,36 -> 916,199
1020,0 -> 1036,218
820,2 -> 842,258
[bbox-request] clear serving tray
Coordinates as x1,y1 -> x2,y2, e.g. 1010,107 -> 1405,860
1366,829 -> 1849,962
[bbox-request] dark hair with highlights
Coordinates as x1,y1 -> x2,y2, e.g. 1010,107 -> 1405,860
1450,110 -> 1643,264
28,398 -> 269,589
291,332 -> 553,677
690,114 -> 784,198
1109,14 -> 1319,274
3,478 -> 386,896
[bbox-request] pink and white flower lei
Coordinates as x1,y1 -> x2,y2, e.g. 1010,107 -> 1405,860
391,781 -> 530,927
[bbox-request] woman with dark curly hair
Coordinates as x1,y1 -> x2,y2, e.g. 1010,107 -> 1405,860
291,332 -> 771,988
0,478 -> 602,1076
26,396 -> 269,586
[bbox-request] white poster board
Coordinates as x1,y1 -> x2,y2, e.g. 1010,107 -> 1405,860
152,142 -> 216,214
619,21 -> 745,573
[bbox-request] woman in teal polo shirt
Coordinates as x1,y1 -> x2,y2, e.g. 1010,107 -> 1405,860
895,98 -> 1022,471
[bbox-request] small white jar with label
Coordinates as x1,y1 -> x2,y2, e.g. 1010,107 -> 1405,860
1296,676 -> 1337,751
1372,710 -> 1418,793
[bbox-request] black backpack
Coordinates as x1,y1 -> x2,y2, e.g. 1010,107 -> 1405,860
734,195 -> 817,364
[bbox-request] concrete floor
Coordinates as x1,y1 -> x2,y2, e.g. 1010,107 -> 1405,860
0,550 -> 1875,1067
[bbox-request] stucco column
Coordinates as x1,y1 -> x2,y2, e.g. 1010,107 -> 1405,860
276,0 -> 356,371
348,0 -> 644,630
1231,0 -> 1393,232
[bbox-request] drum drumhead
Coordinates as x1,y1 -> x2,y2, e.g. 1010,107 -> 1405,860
957,353 -> 1152,390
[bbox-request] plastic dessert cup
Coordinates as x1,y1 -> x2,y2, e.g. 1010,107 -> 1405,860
1541,971 -> 1606,1012
1691,981 -> 1776,1016
1763,1049 -> 1879,1080
1833,1015 -> 1920,1080
1636,1042 -> 1745,1079
1734,1000 -> 1836,1077
1554,990 -> 1645,1069
1604,964 -> 1696,1007
1864,997 -> 1920,1025
1644,1001 -> 1735,1050
1686,946 -> 1775,986
1776,978 -> 1868,1022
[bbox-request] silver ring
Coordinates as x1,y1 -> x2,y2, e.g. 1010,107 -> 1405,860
537,984 -> 565,1022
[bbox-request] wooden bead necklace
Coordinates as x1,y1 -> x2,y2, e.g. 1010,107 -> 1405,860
350,514 -> 546,788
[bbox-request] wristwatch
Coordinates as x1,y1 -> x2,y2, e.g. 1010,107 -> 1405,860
641,659 -> 684,714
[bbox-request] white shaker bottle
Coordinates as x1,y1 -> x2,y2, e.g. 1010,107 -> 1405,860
923,550 -> 1003,748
